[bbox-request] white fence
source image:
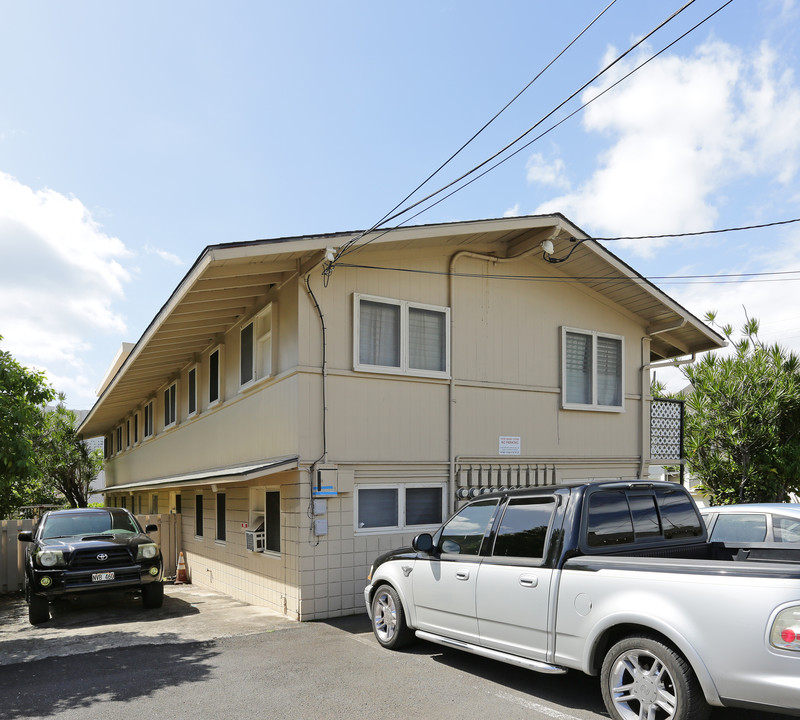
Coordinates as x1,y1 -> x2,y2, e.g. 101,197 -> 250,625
0,514 -> 180,594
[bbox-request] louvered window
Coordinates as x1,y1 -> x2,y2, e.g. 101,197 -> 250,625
562,328 -> 624,410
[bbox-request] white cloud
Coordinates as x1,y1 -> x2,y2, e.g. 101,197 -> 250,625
503,203 -> 520,218
145,243 -> 183,266
0,171 -> 131,404
525,153 -> 570,190
534,40 -> 800,255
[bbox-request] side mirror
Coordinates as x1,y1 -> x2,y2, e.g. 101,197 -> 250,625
18,530 -> 33,543
145,524 -> 158,534
412,533 -> 434,553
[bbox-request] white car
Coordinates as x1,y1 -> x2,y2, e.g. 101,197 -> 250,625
700,503 -> 800,543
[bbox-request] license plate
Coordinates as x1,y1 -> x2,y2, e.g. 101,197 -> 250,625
92,572 -> 115,582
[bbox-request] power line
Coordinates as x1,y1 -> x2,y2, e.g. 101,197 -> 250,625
360,0 -> 734,241
337,0 -> 710,262
329,0 -> 621,269
334,261 -> 800,285
589,217 -> 800,241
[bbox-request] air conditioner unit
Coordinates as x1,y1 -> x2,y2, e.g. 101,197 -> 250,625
245,517 -> 265,552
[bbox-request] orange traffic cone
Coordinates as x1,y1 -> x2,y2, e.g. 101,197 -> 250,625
176,551 -> 189,584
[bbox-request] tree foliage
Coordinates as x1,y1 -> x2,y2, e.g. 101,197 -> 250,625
0,336 -> 56,518
35,397 -> 103,509
682,314 -> 800,505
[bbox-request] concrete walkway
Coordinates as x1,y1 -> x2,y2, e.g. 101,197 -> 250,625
0,584 -> 298,667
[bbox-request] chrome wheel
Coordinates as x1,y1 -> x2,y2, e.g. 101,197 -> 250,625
372,588 -> 399,643
609,648 -> 677,720
370,584 -> 413,649
601,635 -> 708,720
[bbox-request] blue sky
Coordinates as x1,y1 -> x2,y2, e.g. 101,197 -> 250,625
2,0 -> 799,408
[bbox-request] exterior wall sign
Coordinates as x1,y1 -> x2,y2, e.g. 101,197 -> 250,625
499,436 -> 521,456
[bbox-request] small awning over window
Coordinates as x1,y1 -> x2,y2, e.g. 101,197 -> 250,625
103,455 -> 299,493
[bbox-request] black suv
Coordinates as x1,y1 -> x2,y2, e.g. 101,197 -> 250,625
18,507 -> 164,625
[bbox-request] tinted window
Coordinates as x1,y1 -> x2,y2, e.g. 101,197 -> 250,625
774,515 -> 800,543
629,494 -> 660,539
265,490 -> 280,552
493,498 -> 555,558
439,499 -> 499,556
587,491 -> 634,547
710,513 -> 768,542
657,489 -> 703,539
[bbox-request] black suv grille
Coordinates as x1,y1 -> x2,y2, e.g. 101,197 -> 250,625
70,547 -> 133,569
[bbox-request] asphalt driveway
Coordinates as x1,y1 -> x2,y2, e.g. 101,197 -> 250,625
0,583 -> 298,666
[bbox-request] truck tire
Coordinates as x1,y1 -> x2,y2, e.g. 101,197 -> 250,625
141,581 -> 164,609
28,594 -> 50,625
601,634 -> 709,720
370,584 -> 414,650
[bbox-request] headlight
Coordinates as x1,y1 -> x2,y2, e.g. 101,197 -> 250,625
137,543 -> 159,560
37,550 -> 64,568
771,605 -> 800,651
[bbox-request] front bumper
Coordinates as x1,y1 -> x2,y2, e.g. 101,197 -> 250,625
30,562 -> 163,597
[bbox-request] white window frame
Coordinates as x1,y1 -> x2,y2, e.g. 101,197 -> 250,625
143,400 -> 154,439
115,426 -> 123,455
163,381 -> 178,428
354,483 -> 446,534
187,365 -> 198,418
208,347 -> 222,407
561,327 -> 625,412
353,293 -> 450,379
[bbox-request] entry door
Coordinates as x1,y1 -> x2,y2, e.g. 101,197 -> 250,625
412,498 -> 499,644
476,496 -> 557,661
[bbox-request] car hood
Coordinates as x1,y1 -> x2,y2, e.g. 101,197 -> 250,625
37,535 -> 153,550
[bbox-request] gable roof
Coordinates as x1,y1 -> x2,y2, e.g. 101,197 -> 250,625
78,213 -> 725,438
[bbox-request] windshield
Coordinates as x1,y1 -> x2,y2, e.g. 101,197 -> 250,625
41,510 -> 140,539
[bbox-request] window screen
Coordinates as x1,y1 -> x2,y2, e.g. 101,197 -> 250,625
358,488 -> 398,529
409,307 -> 446,372
566,331 -> 592,405
359,300 -> 401,368
493,498 -> 555,558
406,487 -> 442,526
597,336 -> 622,406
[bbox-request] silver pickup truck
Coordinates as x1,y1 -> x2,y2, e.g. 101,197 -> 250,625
364,480 -> 800,720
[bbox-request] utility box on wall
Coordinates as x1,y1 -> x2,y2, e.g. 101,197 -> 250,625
311,466 -> 354,497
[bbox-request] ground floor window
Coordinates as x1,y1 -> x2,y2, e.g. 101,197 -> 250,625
216,492 -> 226,542
195,494 -> 204,538
249,488 -> 281,554
355,483 -> 445,532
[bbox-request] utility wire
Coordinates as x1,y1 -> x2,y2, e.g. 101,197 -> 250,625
363,0 -> 620,235
336,0 -> 705,261
590,217 -> 800,241
342,0 -> 733,254
333,262 -> 800,285
329,0 -> 621,269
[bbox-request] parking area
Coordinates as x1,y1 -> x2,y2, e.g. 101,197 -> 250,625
0,583 -> 299,666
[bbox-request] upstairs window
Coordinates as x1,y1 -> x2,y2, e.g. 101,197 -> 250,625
354,293 -> 449,378
115,426 -> 122,454
143,401 -> 154,438
562,327 -> 623,411
209,348 -> 220,405
164,382 -> 177,428
240,322 -> 254,386
133,413 -> 139,444
188,367 -> 197,416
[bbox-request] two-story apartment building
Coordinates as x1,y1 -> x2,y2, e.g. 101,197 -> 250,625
78,214 -> 725,620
